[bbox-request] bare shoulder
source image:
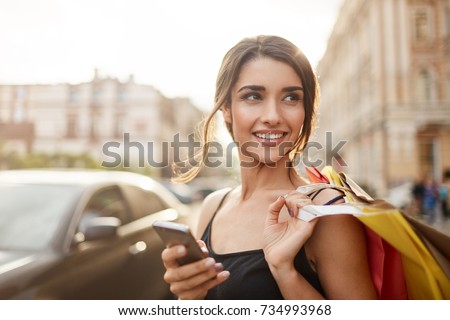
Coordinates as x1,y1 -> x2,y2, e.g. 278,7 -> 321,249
308,214 -> 376,299
195,187 -> 233,238
309,187 -> 361,250
312,214 -> 365,244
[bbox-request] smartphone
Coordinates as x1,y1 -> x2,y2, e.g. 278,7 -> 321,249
153,220 -> 206,266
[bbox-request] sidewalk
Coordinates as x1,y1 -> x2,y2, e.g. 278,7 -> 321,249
431,217 -> 450,236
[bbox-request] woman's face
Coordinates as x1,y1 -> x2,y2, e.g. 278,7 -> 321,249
223,57 -> 305,166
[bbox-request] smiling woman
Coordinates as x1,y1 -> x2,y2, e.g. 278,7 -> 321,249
161,35 -> 377,300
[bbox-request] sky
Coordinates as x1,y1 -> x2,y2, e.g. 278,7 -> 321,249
0,0 -> 344,111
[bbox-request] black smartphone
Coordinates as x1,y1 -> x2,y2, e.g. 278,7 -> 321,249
153,220 -> 206,266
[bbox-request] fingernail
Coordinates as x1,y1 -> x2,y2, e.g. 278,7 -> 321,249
177,246 -> 186,254
214,263 -> 224,272
282,194 -> 289,199
204,258 -> 215,268
219,271 -> 230,279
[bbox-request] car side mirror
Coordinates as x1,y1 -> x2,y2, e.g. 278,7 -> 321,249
82,217 -> 122,242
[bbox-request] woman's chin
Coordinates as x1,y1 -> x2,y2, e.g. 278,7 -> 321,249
239,155 -> 289,168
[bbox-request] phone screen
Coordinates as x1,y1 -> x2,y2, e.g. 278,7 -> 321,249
153,221 -> 205,265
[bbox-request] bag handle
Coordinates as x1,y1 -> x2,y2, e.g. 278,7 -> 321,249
295,179 -> 394,222
296,183 -> 350,197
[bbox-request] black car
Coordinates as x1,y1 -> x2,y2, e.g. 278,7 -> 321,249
0,169 -> 191,299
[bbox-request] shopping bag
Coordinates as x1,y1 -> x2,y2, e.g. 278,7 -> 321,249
299,166 -> 450,300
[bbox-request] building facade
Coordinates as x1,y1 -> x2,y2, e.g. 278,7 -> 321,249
315,0 -> 450,196
0,70 -> 204,177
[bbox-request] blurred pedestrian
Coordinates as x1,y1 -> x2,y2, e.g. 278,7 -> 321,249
411,177 -> 425,217
439,182 -> 449,219
422,177 -> 439,224
160,35 -> 377,300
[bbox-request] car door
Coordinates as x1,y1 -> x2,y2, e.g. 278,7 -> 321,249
43,185 -> 134,299
119,184 -> 180,299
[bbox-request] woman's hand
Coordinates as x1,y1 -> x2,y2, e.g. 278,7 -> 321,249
263,191 -> 318,269
161,240 -> 230,299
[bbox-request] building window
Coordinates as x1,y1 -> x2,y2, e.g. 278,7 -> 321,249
114,116 -> 124,137
68,87 -> 79,103
15,86 -> 26,100
445,6 -> 450,36
413,9 -> 430,42
117,86 -> 126,102
416,69 -> 432,101
93,87 -> 102,104
447,72 -> 450,100
90,117 -> 99,140
66,115 -> 77,138
13,103 -> 25,123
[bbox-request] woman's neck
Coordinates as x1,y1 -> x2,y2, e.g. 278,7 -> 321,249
238,160 -> 305,200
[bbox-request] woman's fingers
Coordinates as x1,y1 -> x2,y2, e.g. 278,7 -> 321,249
177,270 -> 230,300
161,242 -> 230,299
267,191 -> 312,224
197,240 -> 209,255
283,191 -> 312,218
161,245 -> 187,269
267,195 -> 286,225
162,241 -> 208,269
162,249 -> 230,299
169,262 -> 228,294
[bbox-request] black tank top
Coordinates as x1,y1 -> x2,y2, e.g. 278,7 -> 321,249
201,190 -> 325,299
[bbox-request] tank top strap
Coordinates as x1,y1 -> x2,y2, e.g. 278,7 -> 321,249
201,188 -> 234,242
210,187 -> 234,221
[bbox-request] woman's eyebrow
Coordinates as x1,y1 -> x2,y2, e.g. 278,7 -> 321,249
237,85 -> 265,92
282,86 -> 304,92
237,85 -> 303,92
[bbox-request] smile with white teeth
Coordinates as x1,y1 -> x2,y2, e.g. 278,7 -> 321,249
255,133 -> 284,140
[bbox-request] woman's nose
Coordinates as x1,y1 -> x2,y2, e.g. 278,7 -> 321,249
260,100 -> 281,125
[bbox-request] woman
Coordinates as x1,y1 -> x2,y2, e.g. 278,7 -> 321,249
162,35 -> 377,300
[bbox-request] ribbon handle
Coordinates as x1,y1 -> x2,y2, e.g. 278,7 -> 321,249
298,204 -> 364,222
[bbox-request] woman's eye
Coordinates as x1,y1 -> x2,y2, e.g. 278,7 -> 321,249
283,94 -> 302,103
241,92 -> 261,101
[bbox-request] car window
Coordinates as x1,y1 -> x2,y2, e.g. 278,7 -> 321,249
78,186 -> 130,233
0,183 -> 82,251
120,185 -> 169,221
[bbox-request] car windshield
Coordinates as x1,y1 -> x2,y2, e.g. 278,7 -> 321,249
0,183 -> 83,251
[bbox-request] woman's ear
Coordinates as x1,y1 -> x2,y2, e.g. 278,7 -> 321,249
221,106 -> 232,123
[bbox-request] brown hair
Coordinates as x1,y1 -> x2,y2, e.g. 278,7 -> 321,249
173,35 -> 319,183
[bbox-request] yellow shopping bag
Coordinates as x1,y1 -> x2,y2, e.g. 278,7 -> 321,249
301,166 -> 450,300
